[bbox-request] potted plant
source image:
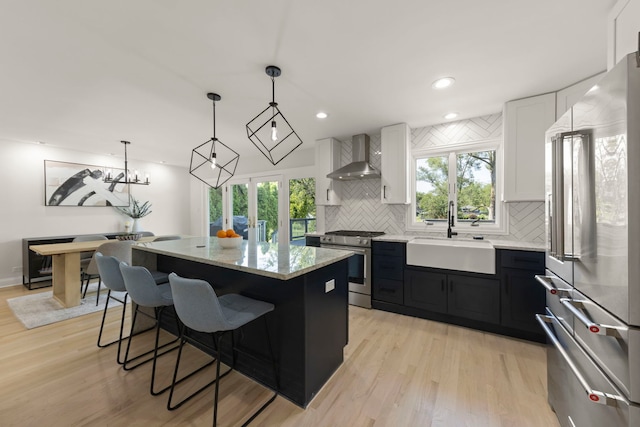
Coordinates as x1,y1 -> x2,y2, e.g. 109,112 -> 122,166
115,196 -> 152,233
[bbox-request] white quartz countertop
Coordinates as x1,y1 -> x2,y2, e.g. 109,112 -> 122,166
133,236 -> 353,280
372,235 -> 545,252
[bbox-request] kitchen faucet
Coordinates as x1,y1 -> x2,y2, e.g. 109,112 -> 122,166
447,201 -> 457,238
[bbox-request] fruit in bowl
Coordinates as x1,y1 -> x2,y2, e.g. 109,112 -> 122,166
217,229 -> 243,249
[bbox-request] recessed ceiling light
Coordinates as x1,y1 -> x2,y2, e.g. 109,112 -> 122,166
444,112 -> 458,120
432,77 -> 455,90
316,112 -> 328,119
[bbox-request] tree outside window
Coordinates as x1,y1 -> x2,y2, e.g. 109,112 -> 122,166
416,150 -> 496,223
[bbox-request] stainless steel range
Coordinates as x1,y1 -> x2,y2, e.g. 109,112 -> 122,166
319,230 -> 385,308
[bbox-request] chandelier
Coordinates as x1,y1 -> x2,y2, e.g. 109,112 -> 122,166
104,140 -> 149,185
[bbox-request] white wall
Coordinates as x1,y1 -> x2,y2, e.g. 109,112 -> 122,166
0,140 -> 192,287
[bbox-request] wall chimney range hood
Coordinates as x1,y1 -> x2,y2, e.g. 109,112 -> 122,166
326,134 -> 380,180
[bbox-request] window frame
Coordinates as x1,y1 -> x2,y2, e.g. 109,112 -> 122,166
407,138 -> 506,235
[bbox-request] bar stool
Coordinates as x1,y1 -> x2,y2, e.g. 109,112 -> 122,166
84,240 -> 134,305
119,263 -> 181,396
167,273 -> 278,426
94,252 -> 131,364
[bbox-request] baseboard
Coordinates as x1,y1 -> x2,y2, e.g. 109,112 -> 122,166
0,276 -> 22,288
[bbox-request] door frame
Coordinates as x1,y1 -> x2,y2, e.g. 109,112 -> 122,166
225,174 -> 286,242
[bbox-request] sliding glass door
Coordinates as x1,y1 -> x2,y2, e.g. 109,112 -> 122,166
223,175 -> 283,242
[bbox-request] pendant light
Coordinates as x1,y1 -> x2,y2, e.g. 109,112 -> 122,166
246,65 -> 303,165
189,93 -> 239,189
104,140 -> 149,185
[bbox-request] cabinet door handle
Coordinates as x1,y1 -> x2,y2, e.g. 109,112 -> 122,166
326,189 -> 329,201
513,257 -> 538,264
383,185 -> 387,199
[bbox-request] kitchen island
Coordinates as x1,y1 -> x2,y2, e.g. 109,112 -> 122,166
131,236 -> 352,408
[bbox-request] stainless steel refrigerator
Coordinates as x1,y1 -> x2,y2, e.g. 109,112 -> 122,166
536,52 -> 640,427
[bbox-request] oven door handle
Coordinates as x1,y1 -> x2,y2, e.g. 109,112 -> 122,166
535,314 -> 628,408
320,244 -> 367,255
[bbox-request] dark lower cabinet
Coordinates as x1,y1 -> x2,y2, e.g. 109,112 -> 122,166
404,268 -> 499,324
371,243 -> 545,342
404,269 -> 447,313
372,241 -> 405,304
447,275 -> 500,324
374,277 -> 404,305
499,250 -> 545,336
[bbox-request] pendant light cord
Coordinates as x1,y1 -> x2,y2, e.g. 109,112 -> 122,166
123,141 -> 128,182
210,97 -> 217,161
212,99 -> 217,140
271,76 -> 277,117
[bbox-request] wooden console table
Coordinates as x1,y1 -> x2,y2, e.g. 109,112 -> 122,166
29,237 -> 156,308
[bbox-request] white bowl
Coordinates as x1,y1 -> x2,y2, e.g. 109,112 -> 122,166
218,236 -> 243,249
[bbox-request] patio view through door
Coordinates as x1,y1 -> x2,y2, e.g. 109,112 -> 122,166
208,175 -> 316,245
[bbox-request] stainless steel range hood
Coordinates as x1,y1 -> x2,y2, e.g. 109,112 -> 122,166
326,134 -> 380,180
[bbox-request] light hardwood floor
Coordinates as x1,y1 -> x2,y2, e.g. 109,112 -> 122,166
0,284 -> 560,426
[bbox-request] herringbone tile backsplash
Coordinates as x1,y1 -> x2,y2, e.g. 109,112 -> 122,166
325,113 -> 545,243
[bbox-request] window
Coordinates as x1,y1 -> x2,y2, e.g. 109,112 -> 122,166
208,186 -> 223,236
411,140 -> 502,232
289,177 -> 316,243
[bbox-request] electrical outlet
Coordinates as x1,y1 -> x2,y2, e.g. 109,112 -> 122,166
325,279 -> 335,293
12,266 -> 22,273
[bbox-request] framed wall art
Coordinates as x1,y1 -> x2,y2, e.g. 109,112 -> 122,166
44,160 -> 130,207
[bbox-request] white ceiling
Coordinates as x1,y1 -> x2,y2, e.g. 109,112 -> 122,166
0,0 -> 615,168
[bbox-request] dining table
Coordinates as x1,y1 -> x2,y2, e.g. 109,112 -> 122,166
29,236 -> 157,308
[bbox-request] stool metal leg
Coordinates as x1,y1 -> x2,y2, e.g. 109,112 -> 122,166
167,327 -> 230,411
238,315 -> 279,427
97,290 -> 129,365
123,306 -> 180,375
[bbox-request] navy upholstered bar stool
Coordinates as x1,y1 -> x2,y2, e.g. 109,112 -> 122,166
167,273 -> 279,426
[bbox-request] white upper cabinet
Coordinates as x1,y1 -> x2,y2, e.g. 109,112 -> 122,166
556,72 -> 604,119
380,123 -> 411,204
608,0 -> 640,69
503,93 -> 556,202
315,138 -> 342,205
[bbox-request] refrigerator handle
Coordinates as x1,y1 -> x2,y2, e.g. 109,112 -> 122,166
536,314 -> 629,408
534,275 -> 571,298
551,134 -> 566,262
559,298 -> 627,336
547,192 -> 555,258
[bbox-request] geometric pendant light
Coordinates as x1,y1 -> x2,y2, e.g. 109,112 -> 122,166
245,65 -> 304,165
189,93 -> 240,189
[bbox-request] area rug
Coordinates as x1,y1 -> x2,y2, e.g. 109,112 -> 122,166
7,282 -> 124,329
